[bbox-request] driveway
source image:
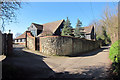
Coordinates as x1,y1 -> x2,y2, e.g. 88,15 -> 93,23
44,46 -> 111,78
2,45 -> 111,79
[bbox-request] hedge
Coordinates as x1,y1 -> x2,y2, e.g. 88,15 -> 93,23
109,40 -> 120,63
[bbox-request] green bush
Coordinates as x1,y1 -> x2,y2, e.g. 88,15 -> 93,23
109,40 -> 120,63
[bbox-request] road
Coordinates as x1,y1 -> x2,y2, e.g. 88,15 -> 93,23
2,45 -> 111,79
44,46 -> 111,78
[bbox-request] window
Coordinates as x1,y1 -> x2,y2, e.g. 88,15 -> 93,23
20,39 -> 22,42
18,39 -> 21,42
15,40 -> 18,42
22,39 -> 25,42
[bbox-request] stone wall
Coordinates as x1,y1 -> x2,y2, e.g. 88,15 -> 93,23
26,31 -> 36,50
39,36 -> 100,56
0,31 -> 2,55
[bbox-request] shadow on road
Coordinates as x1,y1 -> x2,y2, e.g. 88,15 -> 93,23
2,48 -> 54,79
2,45 -> 110,79
54,66 -> 109,79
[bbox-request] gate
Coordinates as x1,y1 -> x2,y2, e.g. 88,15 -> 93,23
2,33 -> 13,56
35,37 -> 39,51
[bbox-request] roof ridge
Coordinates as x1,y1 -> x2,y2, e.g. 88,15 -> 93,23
31,19 -> 64,26
32,23 -> 42,26
84,25 -> 94,28
15,31 -> 26,39
42,19 -> 64,25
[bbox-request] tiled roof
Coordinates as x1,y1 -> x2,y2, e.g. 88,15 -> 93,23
37,19 -> 64,37
42,19 -> 64,33
84,25 -> 94,34
15,31 -> 26,39
37,31 -> 53,37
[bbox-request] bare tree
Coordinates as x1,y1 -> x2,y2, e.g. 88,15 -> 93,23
101,6 -> 118,43
94,6 -> 118,44
0,0 -> 21,32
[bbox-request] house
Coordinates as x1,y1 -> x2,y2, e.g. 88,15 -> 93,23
14,19 -> 96,45
28,23 -> 43,37
71,25 -> 96,40
84,25 -> 96,40
14,32 -> 26,46
14,19 -> 65,45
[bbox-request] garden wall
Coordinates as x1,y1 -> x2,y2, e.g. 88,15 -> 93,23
39,36 -> 100,56
26,31 -> 36,50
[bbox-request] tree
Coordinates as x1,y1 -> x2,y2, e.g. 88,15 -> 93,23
95,6 -> 118,44
0,0 -> 21,32
101,26 -> 111,45
74,18 -> 85,38
100,6 -> 118,43
76,18 -> 82,27
61,17 -> 72,36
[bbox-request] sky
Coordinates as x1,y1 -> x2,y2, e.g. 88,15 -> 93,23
2,2 -> 117,38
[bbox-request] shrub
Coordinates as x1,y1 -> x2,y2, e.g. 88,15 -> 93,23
109,40 -> 120,78
109,40 -> 120,63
